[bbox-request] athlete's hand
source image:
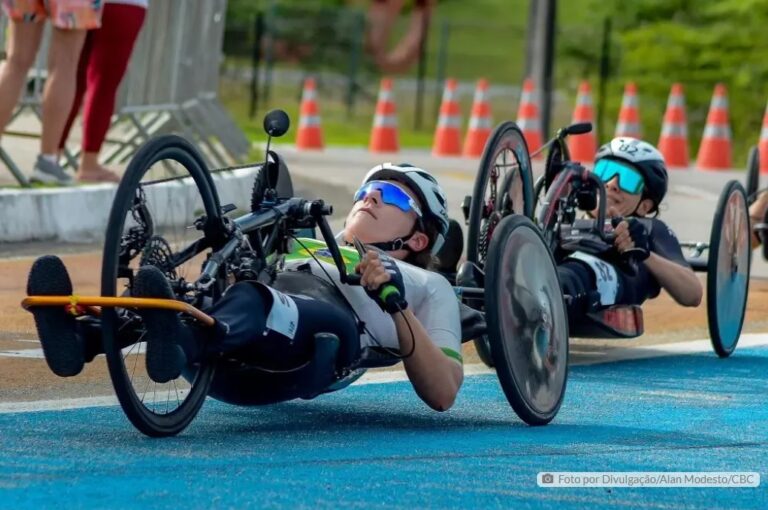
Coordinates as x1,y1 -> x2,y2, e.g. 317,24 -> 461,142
356,250 -> 408,313
612,217 -> 650,261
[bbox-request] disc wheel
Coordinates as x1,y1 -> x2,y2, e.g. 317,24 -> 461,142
101,135 -> 225,437
484,215 -> 569,425
746,145 -> 759,204
707,180 -> 750,358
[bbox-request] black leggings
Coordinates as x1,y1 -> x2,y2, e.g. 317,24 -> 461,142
80,281 -> 360,366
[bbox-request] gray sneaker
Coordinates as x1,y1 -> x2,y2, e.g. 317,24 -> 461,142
31,155 -> 74,185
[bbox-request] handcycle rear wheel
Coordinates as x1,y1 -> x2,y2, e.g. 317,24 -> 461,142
707,180 -> 750,358
101,135 -> 224,437
484,214 -> 568,425
467,122 -> 534,367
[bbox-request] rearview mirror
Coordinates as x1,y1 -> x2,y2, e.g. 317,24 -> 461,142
263,109 -> 290,138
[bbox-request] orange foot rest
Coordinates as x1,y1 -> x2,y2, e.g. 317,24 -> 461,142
21,296 -> 215,327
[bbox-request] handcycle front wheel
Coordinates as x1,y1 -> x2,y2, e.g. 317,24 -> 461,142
467,121 -> 534,367
707,180 -> 750,358
101,135 -> 224,437
484,214 -> 569,425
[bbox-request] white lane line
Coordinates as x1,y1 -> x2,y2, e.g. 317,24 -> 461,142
1,334 -> 767,414
0,348 -> 44,359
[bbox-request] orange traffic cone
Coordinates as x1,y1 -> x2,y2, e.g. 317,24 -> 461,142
369,78 -> 399,153
432,78 -> 462,157
759,101 -> 768,174
516,78 -> 543,157
462,79 -> 492,158
697,83 -> 732,171
295,77 -> 324,150
658,83 -> 689,169
567,81 -> 597,164
615,82 -> 641,139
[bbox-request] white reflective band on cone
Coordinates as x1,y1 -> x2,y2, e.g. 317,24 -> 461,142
703,124 -> 732,139
302,89 -> 317,101
661,123 -> 688,137
621,95 -> 639,108
667,95 -> 685,108
517,118 -> 541,131
469,117 -> 493,130
615,122 -> 641,136
760,126 -> 768,140
373,114 -> 398,127
577,95 -> 593,106
711,96 -> 728,109
437,115 -> 461,128
299,115 -> 321,127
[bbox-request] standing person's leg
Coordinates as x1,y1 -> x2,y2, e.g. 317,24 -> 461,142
32,0 -> 102,184
0,18 -> 45,138
39,28 -> 86,159
77,3 -> 146,183
58,29 -> 93,154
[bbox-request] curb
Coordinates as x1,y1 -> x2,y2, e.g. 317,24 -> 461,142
0,166 -> 356,244
0,167 -> 262,243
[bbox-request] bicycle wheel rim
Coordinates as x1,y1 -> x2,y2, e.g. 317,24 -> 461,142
101,135 -> 221,437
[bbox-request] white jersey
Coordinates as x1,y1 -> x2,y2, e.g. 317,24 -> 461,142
282,237 -> 462,367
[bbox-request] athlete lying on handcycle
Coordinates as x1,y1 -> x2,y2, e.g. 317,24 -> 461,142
27,163 -> 464,411
554,137 -> 703,324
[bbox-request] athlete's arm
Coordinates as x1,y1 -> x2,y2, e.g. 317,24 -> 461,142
358,250 -> 463,411
614,219 -> 702,307
392,310 -> 463,411
643,252 -> 702,307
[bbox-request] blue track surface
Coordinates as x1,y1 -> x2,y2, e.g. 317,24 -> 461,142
1,348 -> 767,509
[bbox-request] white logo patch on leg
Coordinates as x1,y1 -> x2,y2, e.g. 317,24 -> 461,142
265,287 -> 299,339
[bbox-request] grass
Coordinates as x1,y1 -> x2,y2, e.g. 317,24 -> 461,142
222,0 -> 758,167
219,77 -> 523,151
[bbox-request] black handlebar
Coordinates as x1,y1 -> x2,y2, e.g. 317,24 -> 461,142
563,122 -> 592,136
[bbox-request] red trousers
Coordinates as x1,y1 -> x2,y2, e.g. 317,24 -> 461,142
60,3 -> 146,154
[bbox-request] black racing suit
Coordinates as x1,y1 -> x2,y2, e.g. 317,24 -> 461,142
556,217 -> 690,318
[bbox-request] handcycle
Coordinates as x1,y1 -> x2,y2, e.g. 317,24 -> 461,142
22,110 -> 568,436
457,120 -> 751,369
745,144 -> 768,260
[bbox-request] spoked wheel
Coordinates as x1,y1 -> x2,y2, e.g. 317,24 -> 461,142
484,215 -> 568,425
101,135 -> 225,437
468,121 -> 534,266
707,180 -> 750,358
746,145 -> 759,205
467,122 -> 534,367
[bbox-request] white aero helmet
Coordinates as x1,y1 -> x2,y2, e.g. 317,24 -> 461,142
361,163 -> 450,254
595,137 -> 669,212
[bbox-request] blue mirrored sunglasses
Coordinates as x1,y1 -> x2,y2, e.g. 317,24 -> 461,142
353,181 -> 423,216
592,159 -> 645,195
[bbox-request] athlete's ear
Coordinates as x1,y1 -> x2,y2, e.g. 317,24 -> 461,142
636,198 -> 654,216
406,230 -> 430,252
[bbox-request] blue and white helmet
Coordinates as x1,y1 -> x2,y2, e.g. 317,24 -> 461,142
596,137 -> 668,212
362,163 -> 450,254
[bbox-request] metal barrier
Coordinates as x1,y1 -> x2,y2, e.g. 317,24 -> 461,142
0,0 -> 249,187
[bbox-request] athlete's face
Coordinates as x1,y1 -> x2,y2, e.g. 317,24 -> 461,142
344,180 -> 430,255
599,176 -> 654,217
